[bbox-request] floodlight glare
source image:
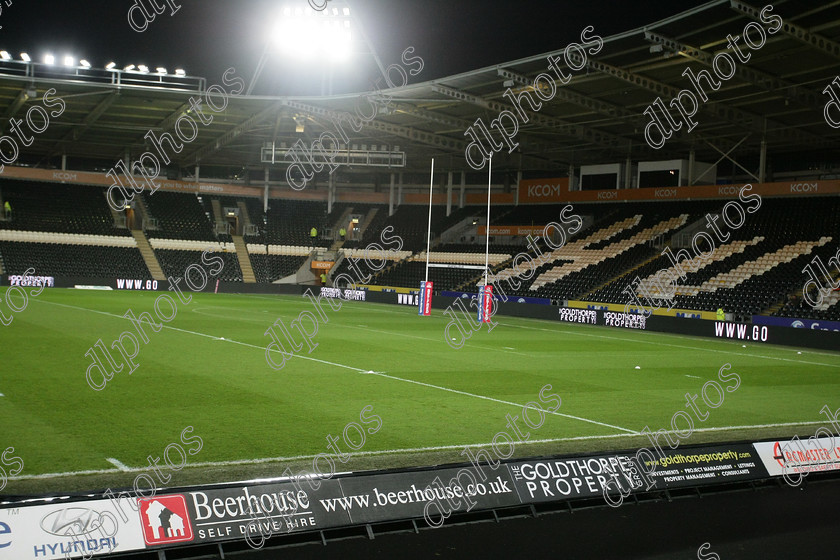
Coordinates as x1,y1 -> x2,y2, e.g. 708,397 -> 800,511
63,56 -> 74,67
105,61 -> 116,69
44,54 -> 55,65
175,68 -> 186,76
156,67 -> 167,74
0,51 -> 10,61
124,64 -> 135,71
138,64 -> 149,73
273,7 -> 352,62
80,59 -> 91,68
20,53 -> 31,62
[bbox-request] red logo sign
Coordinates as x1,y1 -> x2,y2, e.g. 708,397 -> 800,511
772,442 -> 785,468
138,494 -> 194,545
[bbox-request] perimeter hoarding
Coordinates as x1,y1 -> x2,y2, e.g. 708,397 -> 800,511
510,443 -> 766,504
753,436 -> 840,478
0,439 -> 819,556
752,315 -> 840,332
0,497 -> 145,559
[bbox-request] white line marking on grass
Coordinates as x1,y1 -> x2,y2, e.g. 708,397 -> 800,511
35,299 -> 369,373
11,419 -> 831,482
685,375 -> 701,379
500,319 -> 840,369
352,324 -> 531,357
106,458 -> 130,471
190,306 -> 269,324
365,370 -> 638,434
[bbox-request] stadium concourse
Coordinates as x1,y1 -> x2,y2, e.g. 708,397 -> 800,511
1,1 -> 840,559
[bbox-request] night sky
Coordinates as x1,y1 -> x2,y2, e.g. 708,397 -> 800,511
0,0 -> 706,95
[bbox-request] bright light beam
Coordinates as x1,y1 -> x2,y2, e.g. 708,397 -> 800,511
272,6 -> 352,62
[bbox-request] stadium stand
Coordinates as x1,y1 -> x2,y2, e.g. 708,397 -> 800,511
142,191 -> 216,241
0,182 -> 130,236
1,176 -> 838,323
249,253 -> 308,283
263,199 -> 330,247
155,249 -> 243,283
0,240 -> 150,278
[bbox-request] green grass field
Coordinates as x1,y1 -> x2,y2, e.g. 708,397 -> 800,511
2,287 -> 839,495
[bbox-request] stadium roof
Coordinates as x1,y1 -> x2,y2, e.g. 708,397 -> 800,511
1,0 -> 839,180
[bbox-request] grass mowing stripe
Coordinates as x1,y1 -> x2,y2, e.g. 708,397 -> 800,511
33,297 -> 373,372
9,419 -> 828,482
6,288 -> 837,488
366,371 -> 639,434
351,324 -> 532,357
500,319 -> 840,368
36,296 -> 631,431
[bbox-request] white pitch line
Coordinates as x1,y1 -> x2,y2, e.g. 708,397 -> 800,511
365,370 -> 638,434
34,298 -> 370,373
9,419 -> 831,482
685,375 -> 701,379
500,319 -> 840,368
105,458 -> 130,472
23,292 -> 641,435
243,293 -> 840,365
28,297 -> 837,469
351,323 -> 531,357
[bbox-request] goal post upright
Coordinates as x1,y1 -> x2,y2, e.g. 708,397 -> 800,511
425,158 -> 434,284
418,158 -> 435,316
478,154 -> 494,323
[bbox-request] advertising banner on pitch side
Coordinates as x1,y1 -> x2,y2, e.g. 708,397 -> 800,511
0,442 -> 776,555
753,436 -> 840,477
507,443 -> 767,503
0,497 -> 146,559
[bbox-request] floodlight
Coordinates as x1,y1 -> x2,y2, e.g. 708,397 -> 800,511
80,59 -> 91,68
0,51 -> 10,61
174,68 -> 186,76
124,64 -> 135,71
138,64 -> 149,73
20,53 -> 31,62
105,61 -> 116,69
273,5 -> 352,62
44,54 -> 55,65
156,67 -> 167,74
63,55 -> 74,67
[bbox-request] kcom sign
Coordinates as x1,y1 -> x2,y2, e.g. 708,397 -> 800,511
518,178 -> 570,203
527,184 -> 561,197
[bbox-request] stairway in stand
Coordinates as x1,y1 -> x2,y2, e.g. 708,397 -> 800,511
131,230 -> 166,281
232,235 -> 257,283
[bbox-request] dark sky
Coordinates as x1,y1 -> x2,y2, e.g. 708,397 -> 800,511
0,0 -> 706,95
